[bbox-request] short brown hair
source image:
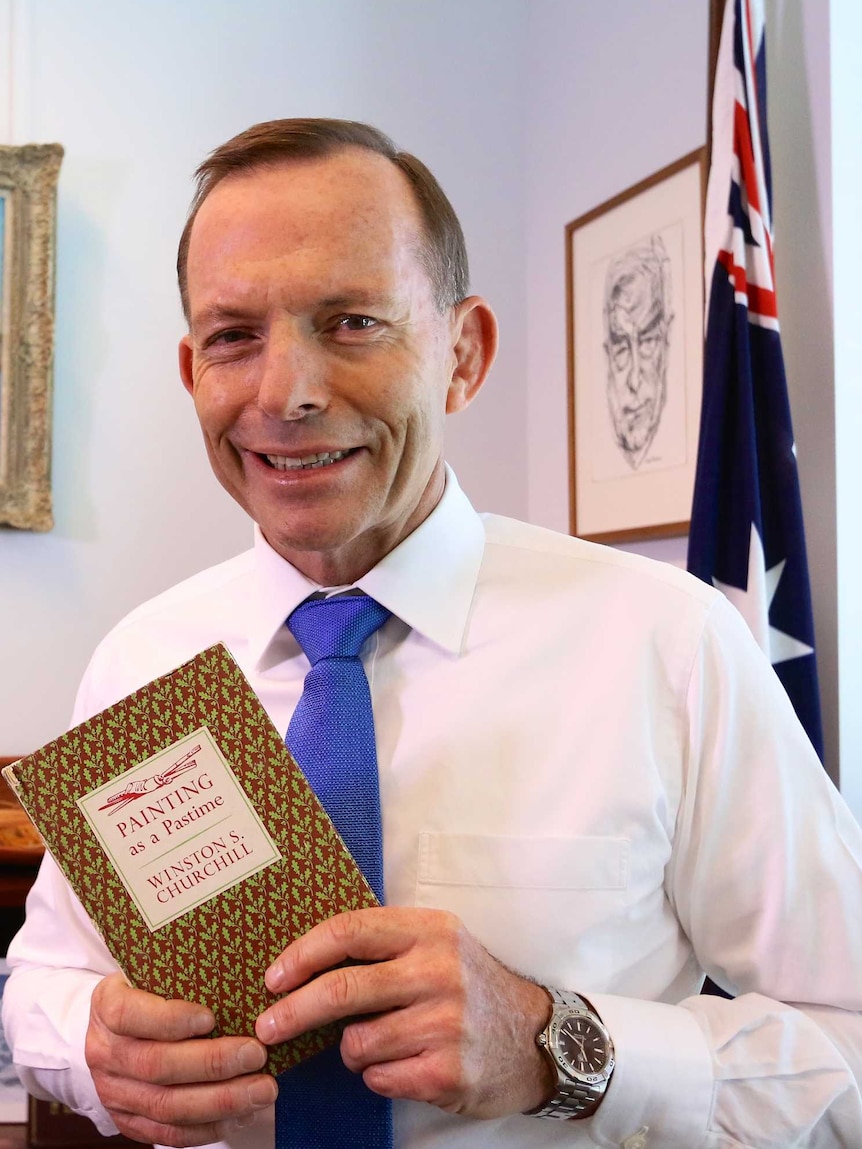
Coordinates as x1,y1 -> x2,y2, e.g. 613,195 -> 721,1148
177,118 -> 470,322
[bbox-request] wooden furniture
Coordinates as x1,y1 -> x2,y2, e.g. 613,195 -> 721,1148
1,755 -> 39,1143
0,757 -> 41,951
0,1124 -> 27,1149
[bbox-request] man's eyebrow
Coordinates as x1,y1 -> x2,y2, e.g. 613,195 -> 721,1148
191,292 -> 396,327
638,311 -> 665,337
316,290 -> 394,310
191,303 -> 257,328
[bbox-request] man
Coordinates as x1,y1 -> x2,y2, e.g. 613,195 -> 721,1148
4,119 -> 862,1149
603,235 -> 673,469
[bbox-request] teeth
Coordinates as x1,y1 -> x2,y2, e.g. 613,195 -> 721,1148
265,449 -> 352,471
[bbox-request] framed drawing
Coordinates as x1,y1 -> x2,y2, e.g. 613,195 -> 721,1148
566,148 -> 705,543
0,144 -> 63,532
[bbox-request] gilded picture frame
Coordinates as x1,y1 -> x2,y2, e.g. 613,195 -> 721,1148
0,144 -> 63,532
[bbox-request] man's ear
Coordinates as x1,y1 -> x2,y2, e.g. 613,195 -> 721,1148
446,296 -> 499,414
178,335 -> 195,396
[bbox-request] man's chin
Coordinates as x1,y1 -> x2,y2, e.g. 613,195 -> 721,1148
256,516 -> 383,582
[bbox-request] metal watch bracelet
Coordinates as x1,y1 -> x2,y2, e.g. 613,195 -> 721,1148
529,987 -> 614,1121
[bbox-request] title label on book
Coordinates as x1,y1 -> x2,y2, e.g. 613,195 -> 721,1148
77,727 -> 281,931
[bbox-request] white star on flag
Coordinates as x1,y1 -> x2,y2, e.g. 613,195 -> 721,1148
713,523 -> 814,665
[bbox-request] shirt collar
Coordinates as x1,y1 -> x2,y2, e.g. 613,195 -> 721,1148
248,465 -> 485,668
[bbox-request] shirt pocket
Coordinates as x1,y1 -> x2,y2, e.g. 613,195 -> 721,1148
413,832 -> 629,979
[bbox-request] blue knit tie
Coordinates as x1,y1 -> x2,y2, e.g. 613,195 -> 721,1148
277,593 -> 393,1149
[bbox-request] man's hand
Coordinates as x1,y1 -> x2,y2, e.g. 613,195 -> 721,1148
86,973 -> 278,1147
255,908 -> 554,1120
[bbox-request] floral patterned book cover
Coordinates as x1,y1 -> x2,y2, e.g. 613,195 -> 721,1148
2,643 -> 377,1076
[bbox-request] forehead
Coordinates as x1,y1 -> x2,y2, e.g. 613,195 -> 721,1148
607,269 -> 664,333
185,150 -> 430,311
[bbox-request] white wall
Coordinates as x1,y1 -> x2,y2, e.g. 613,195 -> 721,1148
766,0 -> 839,783
523,0 -> 708,569
0,0 -> 529,755
831,0 -> 862,817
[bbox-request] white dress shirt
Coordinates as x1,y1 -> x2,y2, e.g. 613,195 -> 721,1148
5,470 -> 862,1149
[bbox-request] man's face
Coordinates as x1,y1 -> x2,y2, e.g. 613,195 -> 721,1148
604,269 -> 669,467
179,151 -> 483,584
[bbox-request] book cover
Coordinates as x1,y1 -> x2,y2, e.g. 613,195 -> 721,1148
2,643 -> 378,1075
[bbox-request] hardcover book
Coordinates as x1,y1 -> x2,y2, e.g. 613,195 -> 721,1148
2,643 -> 378,1075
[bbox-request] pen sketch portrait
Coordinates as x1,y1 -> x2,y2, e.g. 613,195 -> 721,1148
567,150 -> 704,542
591,221 -> 687,484
0,143 -> 63,532
603,234 -> 673,471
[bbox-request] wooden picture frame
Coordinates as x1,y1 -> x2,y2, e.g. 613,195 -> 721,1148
0,144 -> 63,532
565,148 -> 705,543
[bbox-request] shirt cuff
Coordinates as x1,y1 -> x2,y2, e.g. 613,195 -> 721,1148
585,994 -> 713,1149
10,971 -> 120,1138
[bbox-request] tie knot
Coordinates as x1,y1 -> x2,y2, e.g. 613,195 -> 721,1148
287,595 -> 392,665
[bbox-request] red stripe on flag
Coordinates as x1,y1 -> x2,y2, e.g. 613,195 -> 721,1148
748,283 -> 778,319
738,0 -> 777,287
718,248 -> 748,295
734,100 -> 761,218
717,248 -> 778,320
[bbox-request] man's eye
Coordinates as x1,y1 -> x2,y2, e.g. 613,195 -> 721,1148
213,329 -> 248,345
337,315 -> 378,332
612,343 -> 631,370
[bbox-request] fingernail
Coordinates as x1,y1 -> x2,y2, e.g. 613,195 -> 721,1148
238,1042 -> 266,1073
233,1112 -> 256,1129
256,1012 -> 277,1042
248,1078 -> 277,1108
266,960 -> 285,990
190,1010 -> 215,1036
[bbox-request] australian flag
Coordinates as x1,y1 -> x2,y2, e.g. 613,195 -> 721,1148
687,0 -> 824,759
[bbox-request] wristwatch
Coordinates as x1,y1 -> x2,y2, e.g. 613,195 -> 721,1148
528,987 -> 615,1120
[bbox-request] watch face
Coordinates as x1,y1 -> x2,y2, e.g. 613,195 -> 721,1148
555,1015 -> 610,1077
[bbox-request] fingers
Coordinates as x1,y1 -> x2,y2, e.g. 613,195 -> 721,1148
340,998 -> 462,1074
254,906 -> 555,1120
89,974 -> 266,1086
91,974 -> 215,1042
86,974 -> 278,1148
94,1068 -> 277,1148
90,1024 -> 269,1088
361,1050 -> 466,1111
265,907 -> 439,995
256,908 -> 463,1045
257,958 -> 410,1044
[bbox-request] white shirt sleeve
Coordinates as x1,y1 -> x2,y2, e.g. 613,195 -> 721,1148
2,851 -> 122,1136
588,596 -> 862,1149
2,653 -> 124,1135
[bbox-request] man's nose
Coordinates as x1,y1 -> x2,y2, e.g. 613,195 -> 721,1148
257,325 -> 328,421
626,346 -> 644,395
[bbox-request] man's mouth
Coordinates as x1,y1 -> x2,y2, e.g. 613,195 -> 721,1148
262,448 -> 357,471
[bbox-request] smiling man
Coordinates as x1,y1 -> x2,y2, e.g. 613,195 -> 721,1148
176,144 -> 491,586
4,120 -> 862,1149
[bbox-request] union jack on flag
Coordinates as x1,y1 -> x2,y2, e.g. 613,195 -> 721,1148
687,0 -> 824,758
